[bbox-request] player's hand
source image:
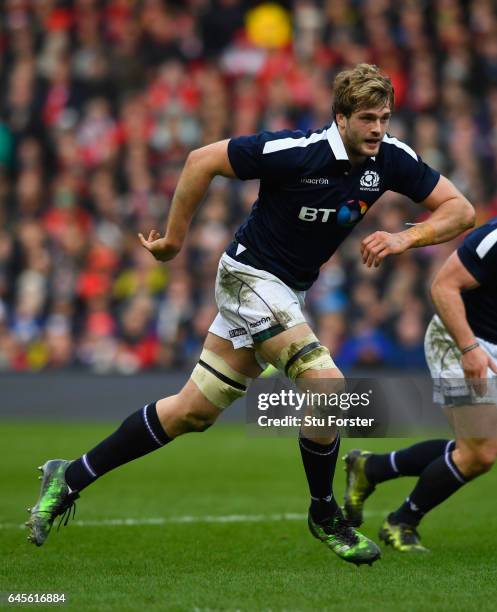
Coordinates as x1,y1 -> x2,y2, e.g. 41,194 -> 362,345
138,230 -> 180,262
461,346 -> 497,397
360,231 -> 411,268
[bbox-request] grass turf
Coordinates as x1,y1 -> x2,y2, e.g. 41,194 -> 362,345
1,421 -> 496,611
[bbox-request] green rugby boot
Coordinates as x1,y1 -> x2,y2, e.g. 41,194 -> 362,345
378,515 -> 429,553
308,509 -> 381,566
343,449 -> 375,527
26,460 -> 79,547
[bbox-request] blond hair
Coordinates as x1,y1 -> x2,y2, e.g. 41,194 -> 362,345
332,64 -> 394,117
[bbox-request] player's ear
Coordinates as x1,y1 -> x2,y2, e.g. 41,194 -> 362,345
335,113 -> 346,129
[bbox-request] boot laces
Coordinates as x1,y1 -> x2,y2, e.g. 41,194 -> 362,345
323,513 -> 359,545
56,492 -> 79,530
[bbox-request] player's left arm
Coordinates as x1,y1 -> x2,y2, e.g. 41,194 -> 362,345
361,175 -> 475,267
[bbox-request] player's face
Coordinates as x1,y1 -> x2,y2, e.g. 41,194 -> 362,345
336,105 -> 391,162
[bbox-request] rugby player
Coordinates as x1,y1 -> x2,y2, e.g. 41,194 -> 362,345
26,64 -> 474,565
344,217 -> 497,552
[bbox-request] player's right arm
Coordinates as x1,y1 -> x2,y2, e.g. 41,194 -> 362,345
139,139 -> 236,262
431,252 -> 497,391
361,140 -> 475,267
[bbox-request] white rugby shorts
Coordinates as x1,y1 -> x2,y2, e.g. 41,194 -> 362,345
424,315 -> 497,405
208,253 -> 307,350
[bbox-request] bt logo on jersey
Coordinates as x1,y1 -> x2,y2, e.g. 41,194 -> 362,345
299,200 -> 368,226
298,207 -> 336,222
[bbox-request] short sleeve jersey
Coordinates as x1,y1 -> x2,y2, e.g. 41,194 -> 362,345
227,122 -> 440,290
457,217 -> 497,344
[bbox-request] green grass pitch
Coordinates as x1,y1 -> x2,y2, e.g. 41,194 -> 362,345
1,421 -> 496,611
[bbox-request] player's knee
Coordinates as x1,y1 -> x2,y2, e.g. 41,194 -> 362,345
273,335 -> 342,419
274,333 -> 336,380
470,446 -> 497,474
461,445 -> 497,476
190,348 -> 250,410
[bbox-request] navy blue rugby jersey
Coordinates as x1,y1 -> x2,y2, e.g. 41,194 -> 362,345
226,122 -> 440,290
457,216 -> 497,345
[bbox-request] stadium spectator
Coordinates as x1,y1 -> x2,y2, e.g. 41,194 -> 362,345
2,0 -> 497,372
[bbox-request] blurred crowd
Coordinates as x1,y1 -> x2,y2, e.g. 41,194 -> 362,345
1,0 -> 497,373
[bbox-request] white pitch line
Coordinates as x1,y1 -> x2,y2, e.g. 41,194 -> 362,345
0,510 -> 386,531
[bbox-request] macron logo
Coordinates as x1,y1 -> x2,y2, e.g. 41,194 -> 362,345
301,177 -> 329,185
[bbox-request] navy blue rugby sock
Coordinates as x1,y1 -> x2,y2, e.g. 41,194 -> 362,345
299,432 -> 340,523
390,450 -> 467,526
65,402 -> 171,492
365,439 -> 455,484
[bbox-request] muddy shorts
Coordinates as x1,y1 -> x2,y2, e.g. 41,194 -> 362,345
208,253 -> 307,350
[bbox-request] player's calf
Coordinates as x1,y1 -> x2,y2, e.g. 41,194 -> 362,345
157,385 -> 222,436
177,408 -> 217,433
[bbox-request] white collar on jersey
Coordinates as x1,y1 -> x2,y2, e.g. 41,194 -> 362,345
327,122 -> 376,162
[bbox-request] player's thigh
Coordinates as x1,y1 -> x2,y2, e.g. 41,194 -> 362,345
194,332 -> 262,411
203,332 -> 263,379
447,402 -> 497,439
